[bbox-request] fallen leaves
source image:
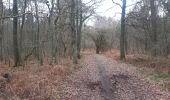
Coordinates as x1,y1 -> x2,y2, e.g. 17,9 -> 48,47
0,58 -> 79,99
60,54 -> 170,100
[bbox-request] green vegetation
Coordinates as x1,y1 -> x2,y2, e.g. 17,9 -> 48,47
139,68 -> 170,80
138,68 -> 170,91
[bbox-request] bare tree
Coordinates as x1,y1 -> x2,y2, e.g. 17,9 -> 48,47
112,0 -> 126,60
34,0 -> 43,65
70,0 -> 78,64
88,29 -> 108,54
76,0 -> 82,59
76,0 -> 95,59
0,0 -> 3,61
0,0 -> 99,66
13,0 -> 21,67
46,0 -> 55,65
19,0 -> 27,63
150,0 -> 158,56
120,0 -> 126,60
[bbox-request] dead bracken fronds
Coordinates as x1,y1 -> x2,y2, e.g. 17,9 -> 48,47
0,58 -> 79,99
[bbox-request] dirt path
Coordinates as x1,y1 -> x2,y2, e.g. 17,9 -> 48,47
59,54 -> 170,100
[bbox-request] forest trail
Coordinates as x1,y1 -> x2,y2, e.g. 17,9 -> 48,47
59,53 -> 170,100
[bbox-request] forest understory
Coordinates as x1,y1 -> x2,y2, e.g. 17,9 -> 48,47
0,57 -> 82,99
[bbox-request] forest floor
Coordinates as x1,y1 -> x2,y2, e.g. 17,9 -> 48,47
0,50 -> 170,99
0,57 -> 81,99
58,52 -> 170,100
104,49 -> 170,92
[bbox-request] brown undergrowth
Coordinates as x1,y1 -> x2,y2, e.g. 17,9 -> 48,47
0,57 -> 82,100
103,49 -> 170,92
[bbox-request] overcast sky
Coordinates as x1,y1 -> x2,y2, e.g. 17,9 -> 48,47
96,0 -> 138,19
83,0 -> 139,25
3,0 -> 138,25
84,0 -> 138,25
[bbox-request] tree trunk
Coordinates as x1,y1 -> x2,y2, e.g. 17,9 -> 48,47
77,0 -> 83,59
120,0 -> 126,60
96,46 -> 100,54
35,0 -> 43,65
19,0 -> 27,63
150,0 -> 157,57
71,0 -> 78,64
13,0 -> 21,67
47,0 -> 54,65
144,32 -> 148,52
0,0 -> 3,61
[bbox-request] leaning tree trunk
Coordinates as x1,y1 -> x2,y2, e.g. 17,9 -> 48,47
13,0 -> 21,67
120,0 -> 126,60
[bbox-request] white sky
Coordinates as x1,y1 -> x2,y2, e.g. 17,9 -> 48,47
83,0 -> 139,25
95,0 -> 138,19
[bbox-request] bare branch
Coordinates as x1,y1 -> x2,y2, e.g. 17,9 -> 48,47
112,0 -> 122,8
0,12 -> 32,19
126,1 -> 142,8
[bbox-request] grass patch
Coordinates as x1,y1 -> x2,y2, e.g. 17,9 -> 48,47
139,68 -> 170,81
138,68 -> 170,91
147,72 -> 170,81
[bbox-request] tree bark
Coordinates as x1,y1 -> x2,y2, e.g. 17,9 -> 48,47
96,46 -> 100,54
150,0 -> 157,57
71,0 -> 78,64
0,0 -> 3,61
120,0 -> 126,60
77,0 -> 83,59
13,0 -> 21,67
19,0 -> 27,63
34,0 -> 43,65
47,0 -> 54,65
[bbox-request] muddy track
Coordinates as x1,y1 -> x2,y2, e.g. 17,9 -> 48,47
60,54 -> 170,100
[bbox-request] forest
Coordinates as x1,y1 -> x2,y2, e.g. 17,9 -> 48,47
0,0 -> 170,99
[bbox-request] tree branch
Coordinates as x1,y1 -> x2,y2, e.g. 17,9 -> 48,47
0,12 -> 32,19
112,0 -> 122,8
126,1 -> 142,8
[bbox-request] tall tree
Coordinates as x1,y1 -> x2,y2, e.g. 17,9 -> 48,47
120,0 -> 126,60
76,0 -> 82,59
46,0 -> 55,65
150,0 -> 157,56
112,0 -> 126,60
76,0 -> 96,59
34,0 -> 43,65
70,0 -> 78,64
13,0 -> 21,67
19,0 -> 27,63
0,0 -> 3,61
